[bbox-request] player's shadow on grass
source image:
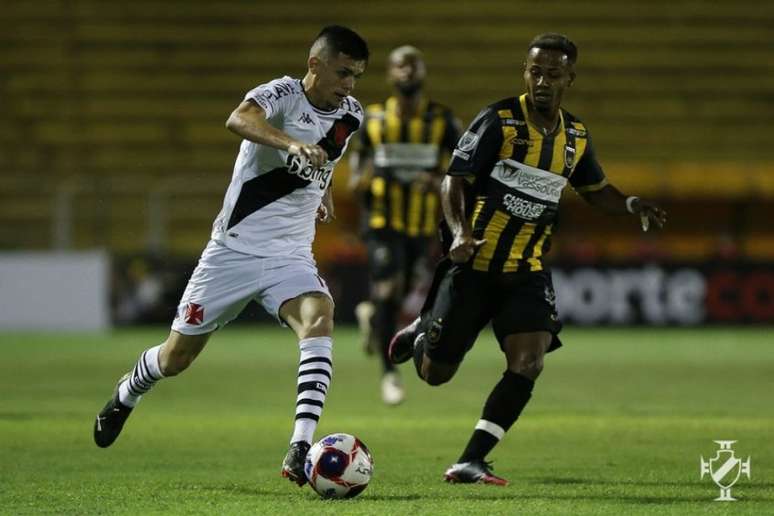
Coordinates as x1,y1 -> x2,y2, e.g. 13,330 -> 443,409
355,494 -> 425,501
196,485 -> 425,502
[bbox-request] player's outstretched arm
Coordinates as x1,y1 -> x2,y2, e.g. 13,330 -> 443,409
581,184 -> 667,231
225,100 -> 328,168
441,175 -> 486,262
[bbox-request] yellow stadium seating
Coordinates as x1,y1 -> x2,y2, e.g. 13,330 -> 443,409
1,0 -> 773,260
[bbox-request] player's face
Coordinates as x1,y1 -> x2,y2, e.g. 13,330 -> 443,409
523,47 -> 575,115
387,54 -> 426,97
311,52 -> 366,110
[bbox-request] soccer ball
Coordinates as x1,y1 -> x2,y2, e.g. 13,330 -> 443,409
304,433 -> 373,499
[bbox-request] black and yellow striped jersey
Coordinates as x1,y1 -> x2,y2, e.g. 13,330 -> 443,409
358,96 -> 460,238
447,93 -> 607,273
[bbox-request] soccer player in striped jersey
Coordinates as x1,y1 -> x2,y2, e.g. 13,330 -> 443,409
389,33 -> 667,485
92,26 -> 369,487
349,45 -> 460,405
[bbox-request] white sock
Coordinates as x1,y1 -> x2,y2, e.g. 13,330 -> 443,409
290,337 -> 333,444
118,344 -> 164,407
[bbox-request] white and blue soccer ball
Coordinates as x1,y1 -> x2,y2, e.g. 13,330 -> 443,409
304,433 -> 373,499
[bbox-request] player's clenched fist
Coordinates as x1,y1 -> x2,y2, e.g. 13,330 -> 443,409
288,142 -> 328,168
449,233 -> 486,263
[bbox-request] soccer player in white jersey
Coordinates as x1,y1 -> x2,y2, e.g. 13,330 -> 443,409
92,25 -> 369,486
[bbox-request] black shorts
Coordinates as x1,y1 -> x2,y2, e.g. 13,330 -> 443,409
366,233 -> 431,284
420,259 -> 563,364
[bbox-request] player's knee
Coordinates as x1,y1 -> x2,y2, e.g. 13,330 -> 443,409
424,372 -> 452,386
509,352 -> 544,380
299,313 -> 334,339
421,363 -> 456,386
159,332 -> 208,376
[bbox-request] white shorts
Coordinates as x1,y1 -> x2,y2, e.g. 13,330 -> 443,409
171,240 -> 332,335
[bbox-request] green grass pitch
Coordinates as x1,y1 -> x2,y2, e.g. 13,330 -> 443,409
1,326 -> 772,515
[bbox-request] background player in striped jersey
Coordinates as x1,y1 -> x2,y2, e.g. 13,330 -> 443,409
390,33 -> 666,484
349,45 -> 460,405
92,26 -> 369,487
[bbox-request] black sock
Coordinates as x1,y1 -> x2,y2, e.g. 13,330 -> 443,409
458,370 -> 535,463
373,298 -> 398,373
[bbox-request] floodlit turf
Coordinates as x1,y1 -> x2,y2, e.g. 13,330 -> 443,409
1,326 -> 772,515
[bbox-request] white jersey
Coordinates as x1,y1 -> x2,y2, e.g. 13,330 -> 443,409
211,76 -> 363,258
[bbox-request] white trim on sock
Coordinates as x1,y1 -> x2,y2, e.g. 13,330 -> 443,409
290,419 -> 316,446
144,344 -> 164,379
298,336 -> 333,355
117,343 -> 165,407
118,381 -> 140,407
475,419 -> 505,440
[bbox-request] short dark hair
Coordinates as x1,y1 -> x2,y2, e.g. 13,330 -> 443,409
313,25 -> 369,62
528,33 -> 577,65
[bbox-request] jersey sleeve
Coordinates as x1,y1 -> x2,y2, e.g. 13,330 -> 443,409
447,107 -> 503,180
569,134 -> 608,193
243,78 -> 296,120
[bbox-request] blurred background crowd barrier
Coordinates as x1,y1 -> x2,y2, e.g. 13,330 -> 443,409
1,0 -> 772,328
